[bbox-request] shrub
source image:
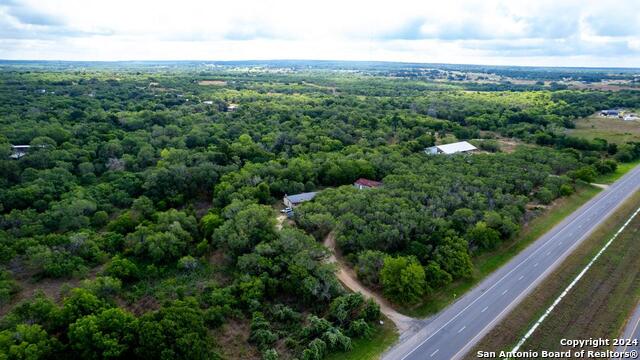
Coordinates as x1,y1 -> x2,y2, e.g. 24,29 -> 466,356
536,187 -> 554,205
560,184 -> 574,196
0,270 -> 19,307
379,256 -> 426,304
568,166 -> 597,183
177,256 -> 199,272
0,324 -> 60,359
104,256 -> 139,282
68,308 -> 137,359
347,319 -> 372,338
355,250 -> 385,287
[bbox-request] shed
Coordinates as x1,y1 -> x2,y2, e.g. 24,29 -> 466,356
354,178 -> 382,189
10,145 -> 32,159
600,109 -> 620,117
283,192 -> 318,208
425,141 -> 477,155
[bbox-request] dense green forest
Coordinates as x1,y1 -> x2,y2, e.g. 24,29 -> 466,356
1,62 -> 640,359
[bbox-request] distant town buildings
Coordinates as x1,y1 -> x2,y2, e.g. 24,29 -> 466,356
600,109 -> 638,121
425,141 -> 478,155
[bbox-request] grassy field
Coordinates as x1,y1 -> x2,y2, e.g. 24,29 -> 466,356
595,158 -> 640,184
402,183 -> 602,317
326,320 -> 398,360
465,190 -> 640,359
568,114 -> 640,144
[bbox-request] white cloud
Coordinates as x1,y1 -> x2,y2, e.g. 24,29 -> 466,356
0,0 -> 639,66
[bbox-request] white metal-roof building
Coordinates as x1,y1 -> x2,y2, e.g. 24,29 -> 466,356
283,191 -> 318,208
9,145 -> 42,159
425,141 -> 478,155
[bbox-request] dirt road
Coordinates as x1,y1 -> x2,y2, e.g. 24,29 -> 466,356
323,233 -> 417,333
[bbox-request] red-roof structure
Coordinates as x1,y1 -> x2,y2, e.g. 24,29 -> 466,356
354,178 -> 383,189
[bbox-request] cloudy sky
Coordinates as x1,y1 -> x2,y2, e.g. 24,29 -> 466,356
1,0 -> 639,67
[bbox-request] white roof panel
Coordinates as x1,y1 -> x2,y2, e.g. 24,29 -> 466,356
436,141 -> 477,154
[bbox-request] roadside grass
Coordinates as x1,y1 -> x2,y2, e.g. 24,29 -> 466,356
326,319 -> 398,360
402,183 -> 602,317
595,158 -> 640,184
567,114 -> 640,144
464,190 -> 640,359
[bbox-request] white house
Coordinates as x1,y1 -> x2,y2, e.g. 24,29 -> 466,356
425,141 -> 478,155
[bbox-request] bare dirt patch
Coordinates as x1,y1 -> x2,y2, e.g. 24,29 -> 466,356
213,319 -> 261,360
1,263 -> 105,316
193,198 -> 212,219
494,138 -> 522,153
119,294 -> 161,316
276,214 -> 286,230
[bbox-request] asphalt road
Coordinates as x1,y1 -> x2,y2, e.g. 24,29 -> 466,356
384,164 -> 640,360
614,302 -> 640,357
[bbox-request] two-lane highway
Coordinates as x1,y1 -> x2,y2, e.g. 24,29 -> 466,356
384,164 -> 640,360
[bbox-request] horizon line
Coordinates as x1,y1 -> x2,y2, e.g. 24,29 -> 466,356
1,59 -> 639,71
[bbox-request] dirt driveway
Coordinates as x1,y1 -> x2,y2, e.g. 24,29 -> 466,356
323,233 -> 417,333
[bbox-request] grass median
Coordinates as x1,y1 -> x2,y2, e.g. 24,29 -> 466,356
465,189 -> 640,359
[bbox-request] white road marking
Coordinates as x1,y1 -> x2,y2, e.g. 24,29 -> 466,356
458,326 -> 466,333
533,262 -> 538,268
481,306 -> 488,313
518,275 -> 524,280
430,349 -> 439,357
502,289 -> 508,295
444,169 -> 640,360
508,205 -> 640,359
621,313 -> 640,354
397,167 -> 640,360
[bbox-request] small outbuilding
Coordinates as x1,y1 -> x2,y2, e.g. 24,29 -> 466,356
425,141 -> 478,155
10,145 -> 32,159
354,178 -> 382,189
227,104 -> 238,112
283,191 -> 318,208
600,109 -> 620,117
